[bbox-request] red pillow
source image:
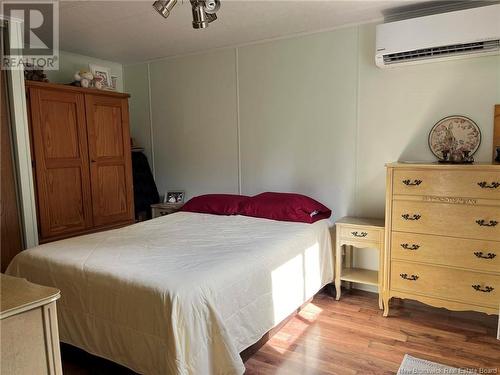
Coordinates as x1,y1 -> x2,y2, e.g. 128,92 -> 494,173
180,194 -> 249,216
239,192 -> 331,224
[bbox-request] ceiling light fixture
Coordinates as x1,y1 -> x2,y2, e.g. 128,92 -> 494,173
152,0 -> 220,29
153,0 -> 177,19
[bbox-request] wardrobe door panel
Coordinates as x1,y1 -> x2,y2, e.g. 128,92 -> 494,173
40,101 -> 81,158
46,168 -> 86,229
95,165 -> 129,217
85,95 -> 134,227
29,88 -> 93,240
93,106 -> 124,158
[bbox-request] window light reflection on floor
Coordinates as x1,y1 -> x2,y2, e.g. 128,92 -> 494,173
267,302 -> 324,355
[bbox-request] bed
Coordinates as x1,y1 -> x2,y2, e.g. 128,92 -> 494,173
6,212 -> 334,374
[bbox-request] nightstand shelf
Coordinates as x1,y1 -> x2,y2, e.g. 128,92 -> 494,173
335,216 -> 385,310
340,268 -> 379,286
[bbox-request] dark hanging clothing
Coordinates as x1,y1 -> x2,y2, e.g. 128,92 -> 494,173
132,151 -> 159,220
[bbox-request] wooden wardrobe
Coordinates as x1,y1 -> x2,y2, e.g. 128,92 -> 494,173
26,81 -> 134,243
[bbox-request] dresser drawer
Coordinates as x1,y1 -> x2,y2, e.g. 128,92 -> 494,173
391,232 -> 500,273
392,200 -> 500,241
339,226 -> 382,242
393,169 -> 500,199
391,261 -> 499,308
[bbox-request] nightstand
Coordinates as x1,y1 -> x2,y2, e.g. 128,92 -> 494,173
334,217 -> 385,309
151,203 -> 183,218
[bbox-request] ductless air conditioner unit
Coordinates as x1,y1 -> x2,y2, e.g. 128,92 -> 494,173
375,4 -> 500,68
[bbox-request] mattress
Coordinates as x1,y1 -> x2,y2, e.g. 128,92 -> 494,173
7,212 -> 334,375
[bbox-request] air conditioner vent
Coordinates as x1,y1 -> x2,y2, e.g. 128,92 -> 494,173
383,40 -> 500,64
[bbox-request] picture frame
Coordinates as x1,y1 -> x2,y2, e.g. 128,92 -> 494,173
89,64 -> 112,89
428,115 -> 480,163
164,191 -> 185,204
110,75 -> 119,91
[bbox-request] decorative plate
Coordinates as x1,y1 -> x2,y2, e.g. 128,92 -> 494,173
428,116 -> 481,161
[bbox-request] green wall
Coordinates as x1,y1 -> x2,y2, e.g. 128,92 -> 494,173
148,49 -> 239,198
123,22 -> 500,290
124,22 -> 500,214
238,27 -> 358,217
123,64 -> 152,163
46,51 -> 124,92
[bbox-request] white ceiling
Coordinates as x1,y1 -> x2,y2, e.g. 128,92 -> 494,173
60,1 -> 429,64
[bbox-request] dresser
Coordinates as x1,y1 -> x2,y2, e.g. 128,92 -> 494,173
1,274 -> 62,375
383,163 -> 500,317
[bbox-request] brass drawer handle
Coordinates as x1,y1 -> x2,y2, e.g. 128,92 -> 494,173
402,214 -> 421,221
401,243 -> 420,251
476,220 -> 498,227
472,285 -> 494,293
351,231 -> 368,238
477,181 -> 500,189
402,179 -> 422,186
400,273 -> 419,281
473,252 -> 497,259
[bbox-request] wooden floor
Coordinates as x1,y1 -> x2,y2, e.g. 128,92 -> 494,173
62,289 -> 500,374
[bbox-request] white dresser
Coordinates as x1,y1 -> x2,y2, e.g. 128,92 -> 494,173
383,163 -> 500,317
1,274 -> 63,375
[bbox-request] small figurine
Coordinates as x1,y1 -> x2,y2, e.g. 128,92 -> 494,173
24,63 -> 48,82
71,69 -> 106,89
72,70 -> 94,88
441,149 -> 450,161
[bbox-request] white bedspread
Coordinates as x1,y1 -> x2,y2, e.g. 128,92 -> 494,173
7,212 -> 333,375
